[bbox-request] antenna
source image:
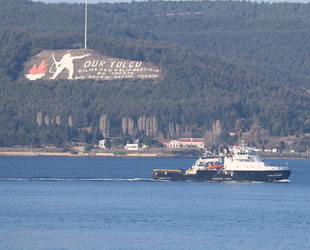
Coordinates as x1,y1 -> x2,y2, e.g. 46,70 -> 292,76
84,0 -> 88,50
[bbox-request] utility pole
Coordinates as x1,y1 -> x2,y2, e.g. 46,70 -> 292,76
84,0 -> 88,50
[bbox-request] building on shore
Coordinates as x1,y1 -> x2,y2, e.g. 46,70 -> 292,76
124,143 -> 148,151
125,143 -> 140,151
98,139 -> 107,149
159,138 -> 204,149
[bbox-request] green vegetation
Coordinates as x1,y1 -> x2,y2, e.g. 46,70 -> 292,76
0,0 -> 309,147
113,151 -> 127,156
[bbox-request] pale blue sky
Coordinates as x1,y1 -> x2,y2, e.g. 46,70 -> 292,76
31,0 -> 310,4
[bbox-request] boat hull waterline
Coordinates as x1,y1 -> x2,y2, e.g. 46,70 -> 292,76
152,169 -> 291,182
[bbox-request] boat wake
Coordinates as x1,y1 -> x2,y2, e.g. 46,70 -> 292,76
0,177 -> 155,182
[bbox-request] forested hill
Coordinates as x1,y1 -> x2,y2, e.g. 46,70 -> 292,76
0,0 -> 310,147
1,0 -> 310,89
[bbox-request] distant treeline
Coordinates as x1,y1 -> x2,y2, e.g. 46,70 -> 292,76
0,0 -> 309,147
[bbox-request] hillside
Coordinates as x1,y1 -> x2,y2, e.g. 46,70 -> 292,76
1,0 -> 310,89
0,0 -> 309,150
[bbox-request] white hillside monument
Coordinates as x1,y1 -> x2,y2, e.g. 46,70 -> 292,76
24,0 -> 161,82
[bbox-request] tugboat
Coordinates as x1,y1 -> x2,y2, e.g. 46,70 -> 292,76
152,142 -> 291,182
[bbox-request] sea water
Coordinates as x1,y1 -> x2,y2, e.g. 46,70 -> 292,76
0,157 -> 309,250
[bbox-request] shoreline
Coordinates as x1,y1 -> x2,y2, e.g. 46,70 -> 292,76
0,149 -> 174,158
0,151 -> 161,158
0,150 -> 308,159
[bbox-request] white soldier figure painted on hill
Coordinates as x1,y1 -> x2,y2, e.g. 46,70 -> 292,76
50,53 -> 90,80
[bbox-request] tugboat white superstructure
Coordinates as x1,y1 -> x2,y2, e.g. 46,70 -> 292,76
152,142 -> 291,182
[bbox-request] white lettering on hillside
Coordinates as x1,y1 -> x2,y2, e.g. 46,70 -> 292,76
77,59 -> 159,80
25,50 -> 161,81
84,60 -> 143,69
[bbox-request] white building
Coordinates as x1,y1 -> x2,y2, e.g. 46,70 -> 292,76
161,138 -> 204,149
125,143 -> 140,151
98,139 -> 107,149
179,138 -> 204,149
167,140 -> 181,148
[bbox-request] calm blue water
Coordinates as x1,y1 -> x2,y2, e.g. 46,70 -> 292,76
0,157 -> 309,250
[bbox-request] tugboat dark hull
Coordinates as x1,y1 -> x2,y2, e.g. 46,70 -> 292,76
152,169 -> 291,182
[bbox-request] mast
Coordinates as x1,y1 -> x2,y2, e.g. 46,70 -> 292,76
84,0 -> 88,50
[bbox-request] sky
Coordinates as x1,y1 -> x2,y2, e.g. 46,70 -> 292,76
31,0 -> 310,4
